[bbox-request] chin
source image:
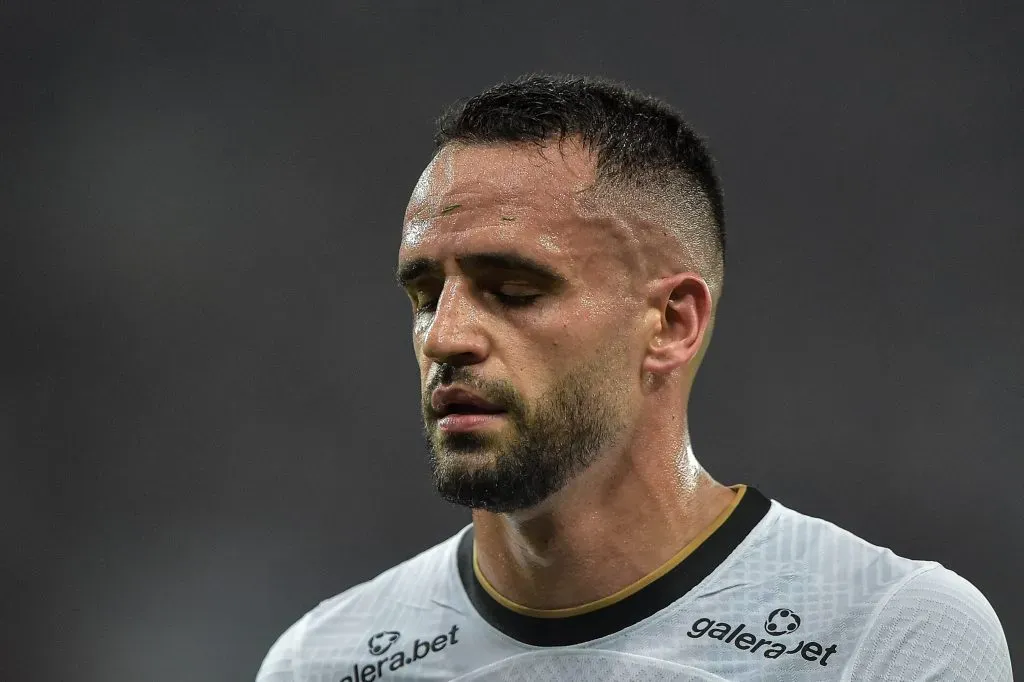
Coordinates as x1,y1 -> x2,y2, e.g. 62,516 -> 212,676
432,422 -> 514,455
437,452 -> 500,477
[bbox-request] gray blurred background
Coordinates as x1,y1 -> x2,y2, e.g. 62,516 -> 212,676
3,2 -> 1021,680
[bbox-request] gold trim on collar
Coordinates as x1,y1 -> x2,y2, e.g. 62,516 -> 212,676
472,484 -> 748,619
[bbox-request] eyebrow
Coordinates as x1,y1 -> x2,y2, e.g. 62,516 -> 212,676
395,252 -> 567,288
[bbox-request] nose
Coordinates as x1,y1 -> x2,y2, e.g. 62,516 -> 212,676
420,279 -> 488,366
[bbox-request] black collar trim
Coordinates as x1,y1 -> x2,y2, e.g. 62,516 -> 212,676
456,486 -> 771,646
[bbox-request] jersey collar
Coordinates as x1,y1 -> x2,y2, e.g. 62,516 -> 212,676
456,485 -> 772,646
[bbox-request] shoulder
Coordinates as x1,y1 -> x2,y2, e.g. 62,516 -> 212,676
841,565 -> 1012,681
754,500 -> 1011,680
311,524 -> 467,623
754,500 -> 935,589
843,565 -> 1011,675
256,609 -> 313,682
879,563 -> 1005,622
255,525 -> 469,682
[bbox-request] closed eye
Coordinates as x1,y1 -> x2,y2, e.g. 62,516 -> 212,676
489,280 -> 543,307
406,282 -> 544,314
492,291 -> 540,307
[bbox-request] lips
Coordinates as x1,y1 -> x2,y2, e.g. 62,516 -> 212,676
430,387 -> 505,417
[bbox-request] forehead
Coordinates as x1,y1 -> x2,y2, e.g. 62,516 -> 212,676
400,142 -> 616,266
406,142 -> 598,219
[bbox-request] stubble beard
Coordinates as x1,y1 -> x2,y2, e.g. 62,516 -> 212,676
422,362 -> 627,513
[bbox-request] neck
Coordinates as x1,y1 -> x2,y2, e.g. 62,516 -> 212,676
470,427 -> 736,611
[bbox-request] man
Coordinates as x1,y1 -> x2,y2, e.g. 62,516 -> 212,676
257,75 -> 1011,680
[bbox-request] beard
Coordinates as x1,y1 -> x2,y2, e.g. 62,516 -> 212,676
421,360 -> 627,513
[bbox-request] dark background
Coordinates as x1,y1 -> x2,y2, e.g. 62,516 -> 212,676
3,2 -> 1021,680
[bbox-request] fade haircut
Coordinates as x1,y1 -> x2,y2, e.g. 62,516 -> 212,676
434,73 -> 726,298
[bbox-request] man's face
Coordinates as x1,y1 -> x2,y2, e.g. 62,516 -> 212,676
397,142 -> 647,513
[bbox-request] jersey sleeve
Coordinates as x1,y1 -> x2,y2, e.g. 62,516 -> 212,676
255,611 -> 311,682
842,566 -> 1012,681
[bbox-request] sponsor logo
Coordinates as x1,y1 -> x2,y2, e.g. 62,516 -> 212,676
687,609 -> 838,666
340,625 -> 460,682
764,608 -> 801,635
367,631 -> 401,656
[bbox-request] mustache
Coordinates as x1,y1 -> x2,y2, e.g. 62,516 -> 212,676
426,364 -> 480,394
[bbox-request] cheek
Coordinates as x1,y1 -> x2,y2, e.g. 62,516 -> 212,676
560,292 -> 641,349
411,333 -> 431,377
564,303 -> 645,377
520,314 -> 629,383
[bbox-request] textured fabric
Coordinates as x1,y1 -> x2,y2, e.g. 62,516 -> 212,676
454,651 -> 731,681
255,498 -> 1012,681
840,567 -> 1012,681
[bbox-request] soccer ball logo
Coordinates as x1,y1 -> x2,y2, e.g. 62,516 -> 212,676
368,631 -> 401,655
764,608 -> 801,635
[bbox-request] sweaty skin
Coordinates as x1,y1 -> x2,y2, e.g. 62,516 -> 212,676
398,140 -> 735,610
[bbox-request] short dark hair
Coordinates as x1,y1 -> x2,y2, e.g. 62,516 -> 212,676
434,74 -> 726,293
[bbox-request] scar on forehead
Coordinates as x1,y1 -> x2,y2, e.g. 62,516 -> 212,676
439,203 -> 462,216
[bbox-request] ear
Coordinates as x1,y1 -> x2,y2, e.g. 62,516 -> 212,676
641,272 -> 713,376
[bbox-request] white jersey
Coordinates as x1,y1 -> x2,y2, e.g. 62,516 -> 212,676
256,486 -> 1011,681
